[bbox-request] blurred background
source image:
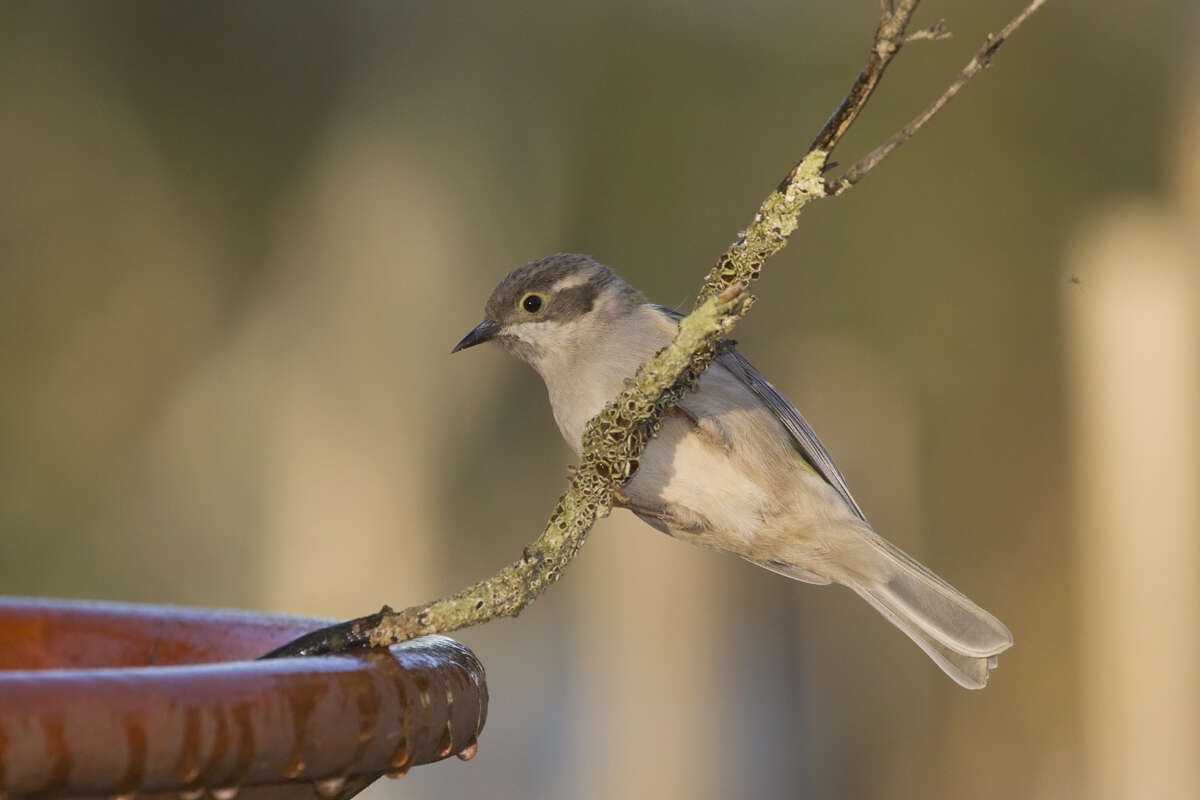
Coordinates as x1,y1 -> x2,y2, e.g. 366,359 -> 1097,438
2,1 -> 1198,798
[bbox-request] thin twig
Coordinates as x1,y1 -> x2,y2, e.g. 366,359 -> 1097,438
801,1 -> 921,162
770,0 -> 920,195
261,0 -> 1049,661
837,0 -> 1049,191
906,19 -> 951,43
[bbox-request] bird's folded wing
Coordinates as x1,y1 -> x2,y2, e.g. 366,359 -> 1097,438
651,304 -> 867,523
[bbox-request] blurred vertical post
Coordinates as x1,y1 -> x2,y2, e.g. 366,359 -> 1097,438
1065,204 -> 1200,800
558,516 -> 726,800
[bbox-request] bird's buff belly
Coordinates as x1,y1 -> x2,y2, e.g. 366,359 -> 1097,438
622,417 -> 851,552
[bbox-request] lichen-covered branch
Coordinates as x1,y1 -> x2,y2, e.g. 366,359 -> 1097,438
696,0 -> 927,304
261,0 -> 1049,660
694,150 -> 829,305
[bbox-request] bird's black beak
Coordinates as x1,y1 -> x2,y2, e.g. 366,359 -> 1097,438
452,319 -> 502,353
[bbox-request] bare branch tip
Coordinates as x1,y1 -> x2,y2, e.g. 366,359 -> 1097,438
835,0 -> 1049,189
906,20 -> 952,43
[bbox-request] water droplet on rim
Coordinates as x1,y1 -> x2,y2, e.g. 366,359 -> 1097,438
456,737 -> 479,761
313,776 -> 347,798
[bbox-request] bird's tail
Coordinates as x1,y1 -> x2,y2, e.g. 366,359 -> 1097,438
850,531 -> 1012,688
760,528 -> 1013,689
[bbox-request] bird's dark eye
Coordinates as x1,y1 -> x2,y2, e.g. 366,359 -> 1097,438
522,294 -> 543,313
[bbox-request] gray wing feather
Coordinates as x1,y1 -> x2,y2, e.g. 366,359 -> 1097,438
633,511 -> 672,535
653,305 -> 867,523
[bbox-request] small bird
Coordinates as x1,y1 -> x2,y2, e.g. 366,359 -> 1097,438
453,253 -> 1013,688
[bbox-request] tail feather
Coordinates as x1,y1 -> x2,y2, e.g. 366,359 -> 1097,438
866,532 -> 1013,655
848,531 -> 1013,688
853,582 -> 1004,689
763,527 -> 1013,689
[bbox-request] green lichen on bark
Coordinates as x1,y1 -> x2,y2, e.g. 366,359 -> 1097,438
695,149 -> 828,305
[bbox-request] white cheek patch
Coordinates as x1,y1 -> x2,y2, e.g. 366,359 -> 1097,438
506,321 -> 540,346
507,319 -> 570,348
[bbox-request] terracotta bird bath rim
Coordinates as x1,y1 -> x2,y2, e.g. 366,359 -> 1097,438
0,596 -> 489,800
